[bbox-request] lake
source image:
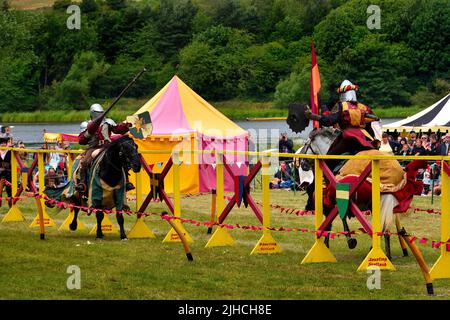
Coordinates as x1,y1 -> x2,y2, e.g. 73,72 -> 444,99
5,118 -> 402,145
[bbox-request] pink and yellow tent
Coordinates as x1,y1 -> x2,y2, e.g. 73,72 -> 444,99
131,76 -> 248,194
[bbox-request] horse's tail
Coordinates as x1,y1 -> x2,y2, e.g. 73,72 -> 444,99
380,193 -> 399,233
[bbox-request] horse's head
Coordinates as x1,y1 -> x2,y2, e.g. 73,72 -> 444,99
110,136 -> 141,173
296,127 -> 340,188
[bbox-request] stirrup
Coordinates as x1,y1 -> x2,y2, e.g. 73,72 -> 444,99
125,182 -> 135,191
75,183 -> 87,193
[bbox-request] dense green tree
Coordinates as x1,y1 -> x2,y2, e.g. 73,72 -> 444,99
408,0 -> 450,80
47,52 -> 109,110
0,12 -> 40,111
80,0 -> 99,13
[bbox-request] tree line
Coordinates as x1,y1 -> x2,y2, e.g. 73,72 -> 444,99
0,0 -> 449,113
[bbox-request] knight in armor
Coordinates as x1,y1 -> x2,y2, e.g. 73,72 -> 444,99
76,103 -> 134,193
306,80 -> 380,156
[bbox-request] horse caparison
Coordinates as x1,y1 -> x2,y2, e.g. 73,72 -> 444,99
45,135 -> 141,240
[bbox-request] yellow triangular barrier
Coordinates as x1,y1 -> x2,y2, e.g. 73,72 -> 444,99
301,240 -> 337,264
205,226 -> 235,247
162,221 -> 193,243
250,232 -> 282,255
430,255 -> 450,279
59,211 -> 86,231
89,215 -> 118,235
357,247 -> 395,271
128,217 -> 156,239
29,209 -> 56,228
2,205 -> 25,222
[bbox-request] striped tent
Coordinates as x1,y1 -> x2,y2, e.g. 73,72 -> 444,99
129,75 -> 248,195
383,93 -> 450,134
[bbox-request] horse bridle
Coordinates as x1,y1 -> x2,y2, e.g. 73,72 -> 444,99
104,140 -> 137,173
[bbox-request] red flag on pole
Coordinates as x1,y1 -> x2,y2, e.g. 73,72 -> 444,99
310,41 -> 321,129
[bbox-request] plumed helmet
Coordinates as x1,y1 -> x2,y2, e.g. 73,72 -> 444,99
80,121 -> 88,132
90,103 -> 104,119
337,80 -> 358,102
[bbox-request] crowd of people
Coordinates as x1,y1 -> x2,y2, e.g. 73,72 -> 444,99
0,126 -> 73,203
271,130 -> 450,195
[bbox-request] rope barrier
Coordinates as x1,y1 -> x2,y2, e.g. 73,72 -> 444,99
1,179 -> 447,253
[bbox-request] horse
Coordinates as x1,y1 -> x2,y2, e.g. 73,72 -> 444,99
44,135 -> 141,240
296,126 -> 426,259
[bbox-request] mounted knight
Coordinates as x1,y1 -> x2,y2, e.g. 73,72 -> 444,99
304,80 -> 381,171
76,103 -> 134,194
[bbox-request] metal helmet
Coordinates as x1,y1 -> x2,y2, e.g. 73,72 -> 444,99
90,103 -> 104,120
337,80 -> 358,102
80,121 -> 88,132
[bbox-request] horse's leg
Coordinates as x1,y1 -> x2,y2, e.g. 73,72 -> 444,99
342,216 -> 357,249
96,210 -> 104,239
324,221 -> 332,248
305,183 -> 315,211
384,234 -> 392,261
69,208 -> 79,231
116,212 -> 127,240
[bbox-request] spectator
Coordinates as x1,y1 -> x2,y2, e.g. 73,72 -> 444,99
408,130 -> 417,147
440,133 -> 450,156
15,140 -> 27,162
422,170 -> 431,196
278,133 -> 294,162
271,161 -> 293,189
398,143 -> 411,166
399,137 -> 408,147
0,137 -> 12,207
411,138 -> 426,156
421,134 -> 430,151
380,132 -> 400,154
428,134 -> 440,155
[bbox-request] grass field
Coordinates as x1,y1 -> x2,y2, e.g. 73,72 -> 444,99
1,188 -> 449,300
9,0 -> 81,10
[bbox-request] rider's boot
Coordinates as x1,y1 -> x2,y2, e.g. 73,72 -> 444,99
125,177 -> 135,192
76,167 -> 88,194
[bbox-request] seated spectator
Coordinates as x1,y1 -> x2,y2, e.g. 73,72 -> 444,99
421,134 -> 430,151
270,161 -> 293,189
380,133 -> 400,154
398,143 -> 411,166
408,130 -> 417,147
411,138 -> 427,156
428,134 -> 440,155
440,133 -> 450,155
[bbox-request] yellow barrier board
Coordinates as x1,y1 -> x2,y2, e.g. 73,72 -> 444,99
162,221 -> 193,243
89,215 -> 118,234
302,240 -> 337,263
430,160 -> 450,279
29,208 -> 56,228
205,226 -> 235,247
358,160 -> 394,271
59,211 -> 86,231
357,247 -> 395,270
302,159 -> 337,263
250,233 -> 282,255
128,217 -> 156,238
2,205 -> 25,222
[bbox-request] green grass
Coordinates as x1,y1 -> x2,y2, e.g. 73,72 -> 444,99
0,190 -> 449,300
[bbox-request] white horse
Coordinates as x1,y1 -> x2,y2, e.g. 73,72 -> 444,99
296,127 -> 425,258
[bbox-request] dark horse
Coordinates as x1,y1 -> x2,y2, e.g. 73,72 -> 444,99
44,136 -> 141,240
